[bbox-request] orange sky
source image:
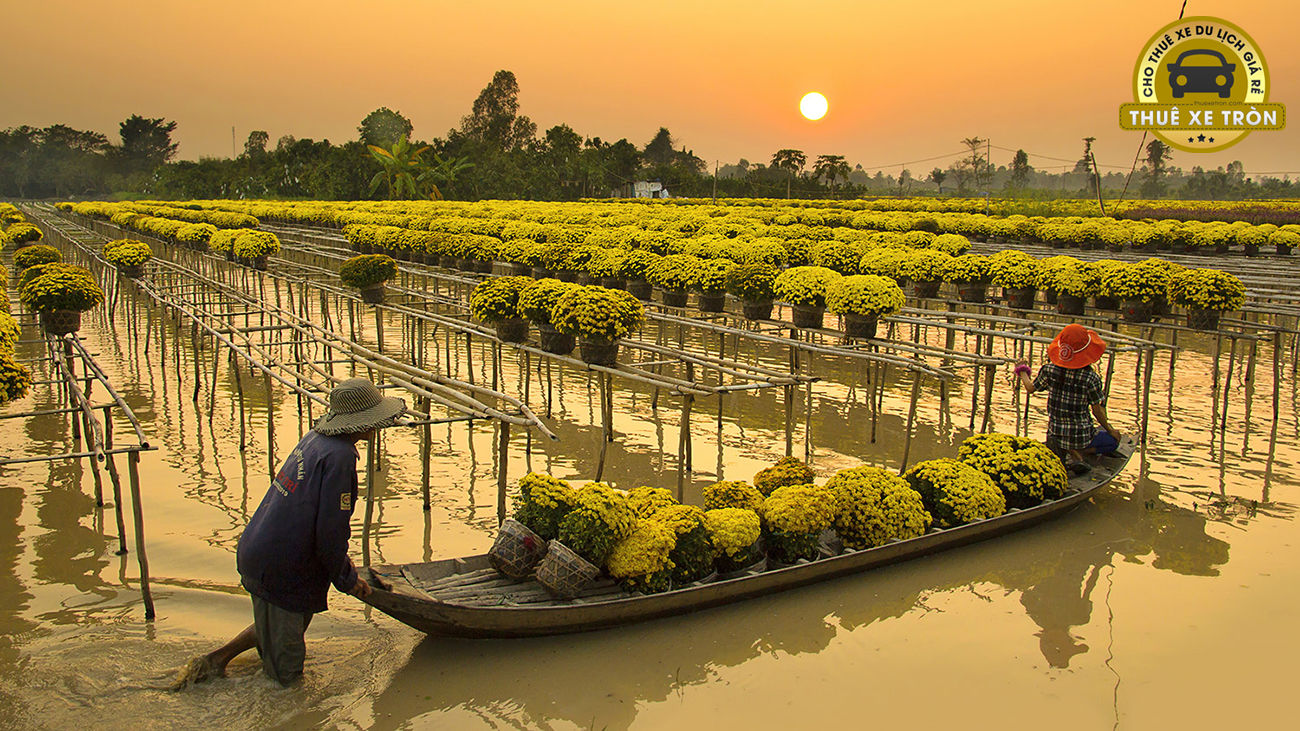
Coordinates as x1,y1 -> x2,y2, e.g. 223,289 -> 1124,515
3,0 -> 1296,179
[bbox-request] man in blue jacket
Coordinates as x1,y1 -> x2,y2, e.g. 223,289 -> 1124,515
173,378 -> 405,688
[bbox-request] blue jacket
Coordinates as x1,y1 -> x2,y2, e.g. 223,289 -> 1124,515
237,430 -> 361,614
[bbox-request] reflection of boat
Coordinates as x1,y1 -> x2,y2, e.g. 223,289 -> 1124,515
363,439 -> 1134,639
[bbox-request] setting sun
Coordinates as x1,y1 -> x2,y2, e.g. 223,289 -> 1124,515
800,92 -> 828,120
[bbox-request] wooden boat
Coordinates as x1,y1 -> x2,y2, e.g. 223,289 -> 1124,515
363,439 -> 1134,639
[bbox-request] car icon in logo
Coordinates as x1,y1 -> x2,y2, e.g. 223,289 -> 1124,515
1166,49 -> 1236,98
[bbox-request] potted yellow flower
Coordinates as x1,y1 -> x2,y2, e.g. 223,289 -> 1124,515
1169,268 -> 1245,331
825,275 -> 905,339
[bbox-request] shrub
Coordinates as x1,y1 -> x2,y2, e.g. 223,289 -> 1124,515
772,266 -> 842,308
897,249 -> 953,283
693,257 -> 735,293
0,350 -> 33,405
646,253 -> 699,292
340,254 -> 398,289
619,249 -> 662,280
585,249 -> 628,278
654,504 -> 715,584
1104,261 -> 1170,302
606,520 -> 676,593
811,240 -> 863,274
557,482 -> 637,567
232,230 -> 281,259
753,456 -> 816,496
176,223 -> 218,247
702,480 -> 765,513
988,250 -> 1040,289
551,285 -> 645,340
513,473 -> 577,541
209,229 -> 242,254
104,240 -> 153,268
958,433 -> 1067,509
519,278 -> 581,326
1269,230 -> 1300,250
858,249 -> 910,280
762,484 -> 839,562
825,275 -> 905,318
20,267 -> 103,313
1169,268 -> 1246,311
627,486 -> 679,519
931,233 -> 972,256
703,508 -> 762,561
5,223 -> 42,244
826,465 -> 932,549
13,245 -> 61,270
724,262 -> 778,302
901,458 -> 1006,528
942,254 -> 992,284
469,276 -> 533,322
0,311 -> 19,351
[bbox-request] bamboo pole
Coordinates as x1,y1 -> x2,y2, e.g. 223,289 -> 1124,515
496,422 -> 510,526
125,451 -> 156,620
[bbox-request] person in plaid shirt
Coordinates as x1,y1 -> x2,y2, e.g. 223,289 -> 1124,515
1013,324 -> 1120,474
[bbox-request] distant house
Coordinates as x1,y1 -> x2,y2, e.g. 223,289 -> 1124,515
630,181 -> 670,199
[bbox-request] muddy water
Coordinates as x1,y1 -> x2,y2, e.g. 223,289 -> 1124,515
2,254 -> 1298,730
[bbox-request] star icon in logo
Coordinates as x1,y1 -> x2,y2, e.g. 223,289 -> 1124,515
1188,137 -> 1195,143
1209,137 -> 1215,143
1197,134 -> 1207,142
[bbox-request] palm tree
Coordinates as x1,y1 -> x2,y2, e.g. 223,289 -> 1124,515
812,154 -> 851,198
770,149 -> 807,198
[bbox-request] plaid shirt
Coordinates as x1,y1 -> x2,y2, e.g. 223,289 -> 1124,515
1033,363 -> 1105,450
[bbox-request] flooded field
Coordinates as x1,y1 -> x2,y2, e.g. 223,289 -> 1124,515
2,231 -> 1298,731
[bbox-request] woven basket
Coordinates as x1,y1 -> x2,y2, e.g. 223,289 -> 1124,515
660,290 -> 688,308
842,313 -> 878,339
1121,298 -> 1155,323
957,282 -> 988,303
741,300 -> 773,321
488,519 -> 547,581
909,280 -> 940,299
535,540 -> 600,600
360,284 -> 386,304
1188,308 -> 1222,331
626,280 -> 653,301
697,292 -> 726,312
579,337 -> 620,366
1056,294 -> 1086,315
791,304 -> 824,329
1005,287 -> 1036,310
538,324 -> 576,356
495,317 -> 529,343
41,310 -> 81,336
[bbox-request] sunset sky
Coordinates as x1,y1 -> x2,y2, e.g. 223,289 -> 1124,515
3,0 -> 1296,178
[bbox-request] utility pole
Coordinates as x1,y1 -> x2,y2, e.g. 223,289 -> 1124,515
985,137 -> 992,214
232,126 -> 236,158
712,160 -> 718,205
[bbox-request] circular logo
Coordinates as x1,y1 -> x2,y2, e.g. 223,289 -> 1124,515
1132,16 -> 1270,153
1057,343 -> 1075,361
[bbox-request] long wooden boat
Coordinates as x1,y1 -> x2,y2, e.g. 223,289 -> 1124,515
363,440 -> 1134,639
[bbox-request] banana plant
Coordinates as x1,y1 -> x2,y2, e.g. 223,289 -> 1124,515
366,138 -> 431,200
418,153 -> 475,200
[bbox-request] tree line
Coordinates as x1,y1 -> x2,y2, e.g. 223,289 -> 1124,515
2,70 -> 1294,202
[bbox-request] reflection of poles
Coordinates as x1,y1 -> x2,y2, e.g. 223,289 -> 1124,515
783,383 -> 795,457
900,370 -> 922,471
496,422 -> 510,526
363,437 -> 376,567
126,451 -> 155,619
420,397 -> 432,510
677,393 -> 694,501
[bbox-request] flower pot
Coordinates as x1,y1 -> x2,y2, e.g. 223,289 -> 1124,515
791,304 -> 825,329
1056,294 -> 1087,315
530,266 -> 555,279
1215,244 -> 1230,255
535,540 -> 601,600
474,260 -> 493,274
440,256 -> 459,269
359,284 -> 386,304
538,324 -> 576,356
1093,295 -> 1120,310
252,256 -> 268,271
1005,287 -> 1036,310
455,258 -> 475,272
697,292 -> 726,312
1050,240 -> 1069,249
742,300 -> 773,321
717,543 -> 766,577
1121,297 -> 1154,323
842,313 -> 879,339
1244,244 -> 1260,257
495,317 -> 529,343
118,264 -> 144,278
555,270 -> 580,283
1152,296 -> 1170,318
660,290 -> 689,308
909,280 -> 941,298
1277,244 -> 1293,256
1044,290 -> 1059,305
510,262 -> 532,276
578,273 -> 596,286
579,337 -> 620,366
488,519 -> 546,581
393,249 -> 410,262
956,282 -> 988,303
41,309 -> 81,336
1188,308 -> 1222,331
599,276 -> 626,290
626,279 -> 652,301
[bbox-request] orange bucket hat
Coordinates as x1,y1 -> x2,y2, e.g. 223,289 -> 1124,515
1048,324 -> 1106,369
